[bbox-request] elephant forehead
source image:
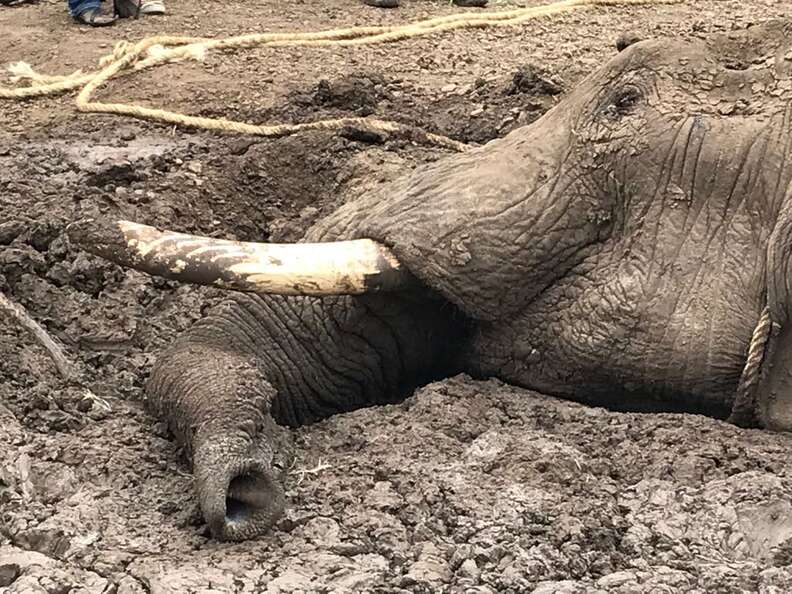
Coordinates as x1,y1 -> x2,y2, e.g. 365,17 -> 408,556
606,22 -> 792,115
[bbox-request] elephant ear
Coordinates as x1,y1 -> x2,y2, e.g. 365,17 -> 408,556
749,198 -> 792,430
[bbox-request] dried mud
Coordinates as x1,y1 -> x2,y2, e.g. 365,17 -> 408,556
3,0 -> 792,592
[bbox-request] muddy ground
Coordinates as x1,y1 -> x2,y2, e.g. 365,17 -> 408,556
2,0 -> 792,592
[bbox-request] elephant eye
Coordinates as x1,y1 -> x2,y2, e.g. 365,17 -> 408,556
614,85 -> 642,112
599,84 -> 643,119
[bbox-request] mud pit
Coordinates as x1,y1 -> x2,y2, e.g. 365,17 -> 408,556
3,0 -> 792,592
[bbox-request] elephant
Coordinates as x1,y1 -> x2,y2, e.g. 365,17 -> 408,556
69,19 -> 792,541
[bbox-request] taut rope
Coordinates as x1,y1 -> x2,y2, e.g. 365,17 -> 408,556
729,305 -> 773,427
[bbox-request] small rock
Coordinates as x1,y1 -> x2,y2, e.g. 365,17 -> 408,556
404,542 -> 451,586
506,65 -> 563,96
0,220 -> 25,245
441,83 -> 457,93
229,139 -> 257,155
302,517 -> 340,545
76,398 -> 93,413
718,102 -> 735,115
531,580 -> 581,594
29,462 -> 79,504
0,545 -> 58,569
466,430 -> 506,463
691,20 -> 707,33
449,544 -> 474,570
331,554 -> 388,590
365,481 -> 403,511
41,576 -> 72,594
458,558 -> 480,580
117,575 -> 147,594
266,568 -> 312,593
329,541 -> 369,556
12,527 -> 71,559
597,570 -> 638,588
46,262 -> 72,287
91,549 -> 133,576
0,563 -> 20,587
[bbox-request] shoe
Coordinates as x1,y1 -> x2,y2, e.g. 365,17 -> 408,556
139,0 -> 165,15
114,0 -> 165,17
453,0 -> 488,6
363,0 -> 399,7
74,7 -> 117,26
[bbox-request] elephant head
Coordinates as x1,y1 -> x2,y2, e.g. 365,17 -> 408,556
70,20 -> 792,540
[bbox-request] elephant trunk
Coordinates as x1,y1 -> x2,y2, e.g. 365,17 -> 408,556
66,219 -> 415,295
146,338 -> 291,541
192,418 -> 286,541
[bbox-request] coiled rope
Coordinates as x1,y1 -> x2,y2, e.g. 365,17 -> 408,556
2,0 -> 680,151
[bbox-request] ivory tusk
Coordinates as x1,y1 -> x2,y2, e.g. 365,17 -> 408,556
67,219 -> 414,295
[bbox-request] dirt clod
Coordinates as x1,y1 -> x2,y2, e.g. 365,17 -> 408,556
0,563 -> 20,587
506,64 -> 564,96
615,31 -> 644,52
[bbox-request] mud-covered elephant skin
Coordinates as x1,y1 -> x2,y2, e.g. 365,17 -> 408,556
70,20 -> 792,540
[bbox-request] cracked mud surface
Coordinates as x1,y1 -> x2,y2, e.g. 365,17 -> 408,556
3,0 -> 792,592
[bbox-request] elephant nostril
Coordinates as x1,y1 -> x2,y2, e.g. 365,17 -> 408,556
223,470 -> 283,532
225,496 -> 250,522
195,439 -> 287,540
226,471 -> 271,517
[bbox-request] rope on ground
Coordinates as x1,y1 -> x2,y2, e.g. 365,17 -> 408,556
1,0 -> 681,149
728,305 -> 773,427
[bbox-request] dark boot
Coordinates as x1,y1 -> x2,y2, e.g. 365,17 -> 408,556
453,0 -> 488,6
363,0 -> 399,7
73,7 -> 116,26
